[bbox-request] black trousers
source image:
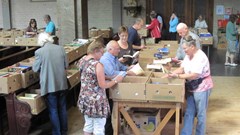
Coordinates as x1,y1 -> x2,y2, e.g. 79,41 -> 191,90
105,89 -> 113,135
169,32 -> 177,40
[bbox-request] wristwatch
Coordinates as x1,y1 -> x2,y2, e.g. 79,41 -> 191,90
113,79 -> 118,84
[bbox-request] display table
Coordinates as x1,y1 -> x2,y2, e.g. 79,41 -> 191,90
112,100 -> 181,135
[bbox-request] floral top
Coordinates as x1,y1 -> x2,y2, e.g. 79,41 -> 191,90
77,56 -> 110,118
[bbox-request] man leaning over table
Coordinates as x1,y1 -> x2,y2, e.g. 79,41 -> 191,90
100,40 -> 136,135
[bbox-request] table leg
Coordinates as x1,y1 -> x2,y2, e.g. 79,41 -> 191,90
175,104 -> 180,135
113,102 -> 119,135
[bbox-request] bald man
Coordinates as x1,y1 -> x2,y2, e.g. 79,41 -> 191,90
99,40 -> 135,135
100,40 -> 135,78
176,23 -> 201,59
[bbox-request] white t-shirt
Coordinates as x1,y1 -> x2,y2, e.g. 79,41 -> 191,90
181,49 -> 213,92
194,19 -> 208,29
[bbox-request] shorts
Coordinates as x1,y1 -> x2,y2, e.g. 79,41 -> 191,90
83,115 -> 106,135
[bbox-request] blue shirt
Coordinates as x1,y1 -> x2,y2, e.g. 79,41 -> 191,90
169,17 -> 179,33
100,52 -> 127,78
45,21 -> 56,35
128,26 -> 141,51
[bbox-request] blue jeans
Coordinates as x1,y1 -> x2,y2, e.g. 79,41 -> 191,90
45,91 -> 68,135
181,89 -> 211,135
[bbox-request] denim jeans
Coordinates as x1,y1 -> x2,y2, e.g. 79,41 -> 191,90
181,89 -> 211,135
45,91 -> 68,135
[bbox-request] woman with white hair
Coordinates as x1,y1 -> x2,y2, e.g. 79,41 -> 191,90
33,32 -> 69,135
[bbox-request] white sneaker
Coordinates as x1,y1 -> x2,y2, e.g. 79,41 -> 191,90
230,63 -> 238,67
225,63 -> 230,66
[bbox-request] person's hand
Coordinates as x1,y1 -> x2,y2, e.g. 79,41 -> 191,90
126,71 -> 136,76
140,45 -> 146,50
113,75 -> 124,83
119,57 -> 127,63
127,65 -> 135,70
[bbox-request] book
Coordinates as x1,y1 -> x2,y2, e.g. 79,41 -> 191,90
123,51 -> 140,59
158,47 -> 169,54
153,58 -> 172,65
146,64 -> 163,70
129,63 -> 144,75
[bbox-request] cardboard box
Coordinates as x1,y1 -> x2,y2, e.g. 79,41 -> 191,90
17,89 -> 46,115
26,38 -> 38,46
0,72 -> 22,94
89,29 -> 99,38
21,70 -> 39,88
15,37 -> 27,46
0,37 -> 15,45
138,28 -> 148,37
198,28 -> 208,34
200,36 -> 213,45
124,109 -> 160,134
67,70 -> 80,88
145,38 -> 155,45
110,76 -> 148,100
98,29 -> 112,38
149,72 -> 165,78
0,66 -> 39,88
64,46 -> 80,63
13,30 -> 24,37
146,78 -> 185,102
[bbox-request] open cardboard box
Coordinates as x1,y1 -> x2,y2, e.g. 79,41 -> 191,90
110,76 -> 148,101
145,78 -> 185,102
0,72 -> 22,94
17,89 -> 46,115
67,70 -> 80,88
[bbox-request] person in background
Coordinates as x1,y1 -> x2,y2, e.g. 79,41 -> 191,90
225,14 -> 238,67
163,35 -> 213,135
25,18 -> 38,37
44,14 -> 56,35
77,40 -> 123,135
128,18 -> 146,52
151,11 -> 164,37
146,12 -> 161,43
169,12 -> 179,40
117,26 -> 134,66
100,40 -> 135,135
194,15 -> 208,29
176,23 -> 201,60
32,33 -> 68,135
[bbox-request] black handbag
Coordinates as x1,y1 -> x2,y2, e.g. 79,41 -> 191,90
185,78 -> 203,91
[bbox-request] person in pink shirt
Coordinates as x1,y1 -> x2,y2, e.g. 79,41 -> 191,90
146,12 -> 161,43
163,35 -> 213,135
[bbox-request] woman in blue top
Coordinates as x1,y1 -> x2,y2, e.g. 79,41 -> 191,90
169,12 -> 179,40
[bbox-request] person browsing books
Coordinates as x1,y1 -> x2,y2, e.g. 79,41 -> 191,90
162,35 -> 213,135
128,18 -> 146,52
99,40 -> 136,135
176,23 -> 201,60
76,40 -> 123,135
117,26 -> 135,66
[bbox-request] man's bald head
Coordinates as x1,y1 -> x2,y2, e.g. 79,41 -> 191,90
176,23 -> 189,37
106,40 -> 120,56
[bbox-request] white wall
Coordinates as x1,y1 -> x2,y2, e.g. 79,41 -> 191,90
11,0 -> 57,29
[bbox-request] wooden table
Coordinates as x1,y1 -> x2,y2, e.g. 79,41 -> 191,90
112,100 -> 182,135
